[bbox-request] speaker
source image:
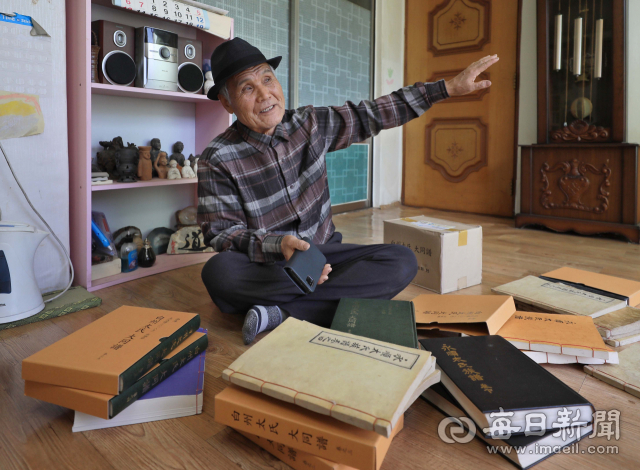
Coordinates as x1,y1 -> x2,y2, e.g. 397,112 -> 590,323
177,37 -> 204,94
91,20 -> 137,87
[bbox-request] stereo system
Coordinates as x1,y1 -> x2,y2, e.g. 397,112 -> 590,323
91,21 -> 204,95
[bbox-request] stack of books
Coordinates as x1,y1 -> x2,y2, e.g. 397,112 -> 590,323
215,316 -> 439,470
594,306 -> 640,346
22,306 -> 207,428
584,342 -> 640,398
91,171 -> 113,186
420,335 -> 594,469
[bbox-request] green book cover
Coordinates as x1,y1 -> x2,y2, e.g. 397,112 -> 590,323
330,298 -> 418,349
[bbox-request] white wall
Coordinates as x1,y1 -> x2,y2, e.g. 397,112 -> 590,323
372,0 -> 405,207
515,0 -> 538,214
0,0 -> 70,294
628,0 -> 640,144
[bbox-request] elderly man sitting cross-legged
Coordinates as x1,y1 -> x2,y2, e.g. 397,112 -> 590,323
198,38 -> 498,344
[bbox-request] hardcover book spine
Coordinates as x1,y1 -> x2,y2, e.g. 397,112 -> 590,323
410,302 -> 418,349
239,431 -> 352,470
110,333 -> 208,418
214,391 -> 378,470
120,315 -> 201,391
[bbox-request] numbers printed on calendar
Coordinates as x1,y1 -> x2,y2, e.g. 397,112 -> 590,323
119,0 -> 207,29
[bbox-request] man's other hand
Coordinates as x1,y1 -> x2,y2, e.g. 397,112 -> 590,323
445,54 -> 499,97
282,235 -> 310,261
281,235 -> 331,284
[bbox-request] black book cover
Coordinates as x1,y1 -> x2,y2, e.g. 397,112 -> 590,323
419,335 -> 593,415
425,383 -> 560,448
422,383 -> 592,470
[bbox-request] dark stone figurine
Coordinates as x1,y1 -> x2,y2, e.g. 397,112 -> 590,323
169,141 -> 185,169
150,138 -> 162,177
116,142 -> 139,183
97,136 -> 124,180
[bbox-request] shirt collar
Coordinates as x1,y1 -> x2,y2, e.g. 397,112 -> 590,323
237,119 -> 289,152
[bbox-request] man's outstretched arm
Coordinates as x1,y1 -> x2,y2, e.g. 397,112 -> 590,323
314,54 -> 499,153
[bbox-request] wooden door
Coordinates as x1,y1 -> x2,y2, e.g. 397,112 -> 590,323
403,0 -> 521,216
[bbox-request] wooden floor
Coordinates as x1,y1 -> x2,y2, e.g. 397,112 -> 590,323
2,205 -> 639,470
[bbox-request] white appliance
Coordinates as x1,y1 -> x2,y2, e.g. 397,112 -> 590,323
0,221 -> 49,324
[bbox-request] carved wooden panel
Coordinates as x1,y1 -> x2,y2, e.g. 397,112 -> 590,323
540,159 -> 611,214
424,118 -> 488,183
428,0 -> 491,57
427,69 -> 490,103
550,120 -> 610,143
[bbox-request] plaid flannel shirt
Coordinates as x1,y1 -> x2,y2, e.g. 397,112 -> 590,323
197,80 -> 449,263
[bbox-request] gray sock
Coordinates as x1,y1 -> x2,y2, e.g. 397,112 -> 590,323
242,305 -> 286,345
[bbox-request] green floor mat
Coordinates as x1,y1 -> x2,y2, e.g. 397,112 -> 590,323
0,287 -> 102,331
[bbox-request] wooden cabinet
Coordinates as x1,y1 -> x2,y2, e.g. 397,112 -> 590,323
516,0 -> 639,242
517,144 -> 640,242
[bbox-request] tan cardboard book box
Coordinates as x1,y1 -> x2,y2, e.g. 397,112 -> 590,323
412,294 -> 515,336
383,216 -> 482,294
24,331 -> 207,419
22,306 -> 200,395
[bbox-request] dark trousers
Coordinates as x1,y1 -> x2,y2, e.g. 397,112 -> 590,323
201,232 -> 418,327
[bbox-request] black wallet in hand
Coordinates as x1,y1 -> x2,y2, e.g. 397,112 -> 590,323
284,237 -> 327,294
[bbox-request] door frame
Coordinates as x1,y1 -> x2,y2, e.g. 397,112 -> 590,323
401,0 -> 524,217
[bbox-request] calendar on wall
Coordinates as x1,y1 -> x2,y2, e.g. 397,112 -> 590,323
112,0 -> 232,39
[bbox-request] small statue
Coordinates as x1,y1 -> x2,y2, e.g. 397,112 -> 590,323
97,136 -> 124,180
188,154 -> 200,174
154,151 -> 169,179
149,138 -> 162,177
167,160 -> 182,180
169,141 -> 185,169
137,146 -> 153,181
116,142 -> 139,183
181,160 -> 196,179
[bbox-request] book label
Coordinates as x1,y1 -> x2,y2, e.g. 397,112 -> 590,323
541,283 -> 618,304
310,331 -> 420,369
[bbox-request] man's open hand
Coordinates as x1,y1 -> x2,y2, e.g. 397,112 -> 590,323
445,54 -> 499,97
281,235 -> 331,284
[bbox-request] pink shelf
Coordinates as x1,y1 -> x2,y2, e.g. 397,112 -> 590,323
92,178 -> 198,191
67,1 -> 232,290
89,252 -> 215,291
91,83 -> 212,103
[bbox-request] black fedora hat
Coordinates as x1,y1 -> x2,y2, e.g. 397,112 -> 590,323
207,37 -> 282,100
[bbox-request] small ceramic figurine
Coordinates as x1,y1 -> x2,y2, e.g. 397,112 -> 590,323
137,145 -> 153,181
154,151 -> 169,179
188,154 -> 199,174
181,160 -> 196,179
169,141 -> 186,169
167,160 -> 182,180
149,138 -> 162,177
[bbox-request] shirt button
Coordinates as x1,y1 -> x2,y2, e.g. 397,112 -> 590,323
289,184 -> 294,189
